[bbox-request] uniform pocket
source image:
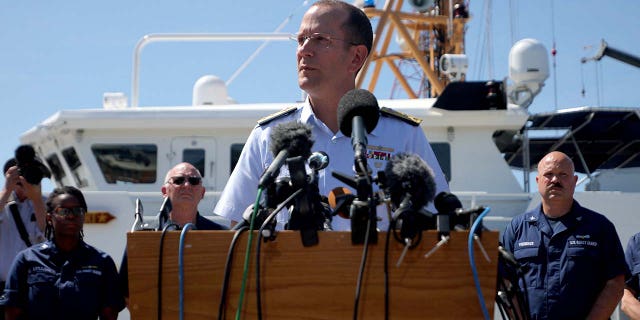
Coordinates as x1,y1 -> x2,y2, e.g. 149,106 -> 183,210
26,271 -> 58,309
514,246 -> 542,288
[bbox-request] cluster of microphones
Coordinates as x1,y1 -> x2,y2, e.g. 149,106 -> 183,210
233,88 -> 486,248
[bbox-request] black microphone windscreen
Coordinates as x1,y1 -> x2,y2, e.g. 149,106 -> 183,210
434,191 -> 462,215
384,153 -> 436,209
269,121 -> 314,159
337,89 -> 380,136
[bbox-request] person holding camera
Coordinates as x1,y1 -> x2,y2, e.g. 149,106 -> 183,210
0,150 -> 50,306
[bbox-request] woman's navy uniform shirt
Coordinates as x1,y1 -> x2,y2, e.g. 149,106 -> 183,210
1,239 -> 125,319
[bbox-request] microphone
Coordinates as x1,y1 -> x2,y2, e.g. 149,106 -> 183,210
337,89 -> 380,168
497,245 -> 519,268
258,121 -> 314,189
433,191 -> 462,237
132,198 -> 144,232
231,204 -> 275,237
308,151 -> 329,171
455,206 -> 486,216
336,89 -> 380,244
327,187 -> 355,219
385,153 -> 436,244
384,153 -> 436,211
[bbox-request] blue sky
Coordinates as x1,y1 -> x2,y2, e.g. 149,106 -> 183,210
1,0 -> 639,191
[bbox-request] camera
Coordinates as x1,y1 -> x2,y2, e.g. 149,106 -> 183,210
14,145 -> 51,185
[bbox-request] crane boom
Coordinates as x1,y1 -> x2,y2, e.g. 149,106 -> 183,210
592,39 -> 640,68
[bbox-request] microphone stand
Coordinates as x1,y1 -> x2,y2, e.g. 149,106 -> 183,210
390,194 -> 425,267
285,156 -> 325,247
155,197 -> 172,231
424,211 -> 451,259
332,165 -> 378,245
131,198 -> 144,232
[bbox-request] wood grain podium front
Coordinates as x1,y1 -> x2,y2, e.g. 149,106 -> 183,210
127,230 -> 498,319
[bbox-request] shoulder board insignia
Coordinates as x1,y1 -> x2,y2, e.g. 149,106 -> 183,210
380,107 -> 422,126
257,106 -> 298,126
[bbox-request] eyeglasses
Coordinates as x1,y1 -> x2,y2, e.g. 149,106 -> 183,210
292,33 -> 358,49
168,176 -> 202,186
53,207 -> 86,217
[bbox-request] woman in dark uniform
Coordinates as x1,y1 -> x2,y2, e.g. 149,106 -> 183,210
1,186 -> 125,319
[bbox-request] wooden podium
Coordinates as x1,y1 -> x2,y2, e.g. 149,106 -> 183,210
127,230 -> 498,319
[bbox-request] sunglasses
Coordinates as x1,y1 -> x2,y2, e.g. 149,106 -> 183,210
169,176 -> 202,186
52,207 -> 86,217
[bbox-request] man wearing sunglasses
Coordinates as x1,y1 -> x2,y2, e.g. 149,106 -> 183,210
215,0 -> 449,230
119,162 -> 228,305
160,162 -> 227,230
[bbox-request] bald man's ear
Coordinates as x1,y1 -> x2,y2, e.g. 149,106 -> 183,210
161,185 -> 168,197
200,188 -> 205,200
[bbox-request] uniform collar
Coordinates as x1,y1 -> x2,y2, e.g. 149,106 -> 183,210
527,200 -> 584,235
300,100 -> 315,125
302,98 -> 381,138
44,239 -> 89,261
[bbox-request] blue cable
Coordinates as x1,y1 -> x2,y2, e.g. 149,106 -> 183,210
468,207 -> 491,320
179,222 -> 195,320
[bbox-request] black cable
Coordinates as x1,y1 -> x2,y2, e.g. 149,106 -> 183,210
157,222 -> 178,320
352,215 -> 372,320
496,250 -> 532,320
384,221 -> 392,320
178,223 -> 195,320
255,189 -> 303,320
495,281 -> 511,320
497,278 -> 519,320
218,226 -> 249,320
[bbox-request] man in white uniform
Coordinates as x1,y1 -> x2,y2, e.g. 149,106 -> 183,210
214,0 -> 448,230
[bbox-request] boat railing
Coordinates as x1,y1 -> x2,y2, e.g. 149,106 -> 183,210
131,33 -> 293,108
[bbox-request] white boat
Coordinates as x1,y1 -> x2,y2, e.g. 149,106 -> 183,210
16,0 -> 640,318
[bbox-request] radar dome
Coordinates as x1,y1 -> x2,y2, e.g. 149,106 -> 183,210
192,75 -> 232,105
509,38 -> 549,85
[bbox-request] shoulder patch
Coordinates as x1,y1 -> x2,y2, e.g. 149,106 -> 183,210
380,107 -> 422,126
257,106 -> 298,126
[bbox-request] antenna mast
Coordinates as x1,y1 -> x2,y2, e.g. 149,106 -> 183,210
357,0 -> 469,98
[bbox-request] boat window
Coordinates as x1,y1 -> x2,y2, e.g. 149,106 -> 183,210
45,153 -> 65,186
430,143 -> 451,182
230,143 -> 244,174
91,144 -> 157,184
183,149 -> 205,177
62,147 -> 87,187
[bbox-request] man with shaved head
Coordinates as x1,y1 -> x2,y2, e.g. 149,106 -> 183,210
119,162 -> 227,304
501,151 -> 627,319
